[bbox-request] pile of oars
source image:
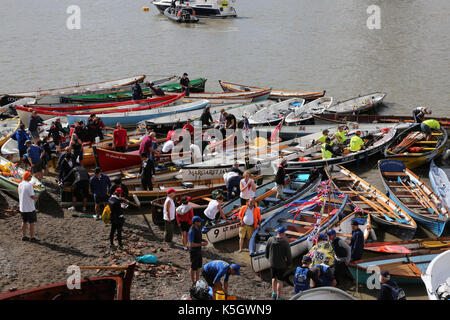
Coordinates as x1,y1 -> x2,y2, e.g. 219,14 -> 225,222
391,132 -> 425,154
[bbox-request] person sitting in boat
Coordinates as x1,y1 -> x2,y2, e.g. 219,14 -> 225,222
349,130 -> 365,153
350,220 -> 364,262
132,82 -> 143,101
201,260 -> 240,298
309,263 -> 337,288
331,125 -> 348,144
180,73 -> 191,97
377,270 -> 406,300
200,106 -> 213,127
420,119 -> 441,141
309,233 -> 335,268
412,106 -> 431,123
145,82 -> 165,96
321,137 -> 339,160
312,129 -> 330,146
204,194 -> 230,223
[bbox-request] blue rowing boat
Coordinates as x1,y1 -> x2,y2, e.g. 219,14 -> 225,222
379,159 -> 449,237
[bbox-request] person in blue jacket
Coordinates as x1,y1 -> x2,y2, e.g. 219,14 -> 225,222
310,264 -> 337,288
90,167 -> 111,220
293,255 -> 313,294
202,260 -> 240,296
350,220 -> 365,262
10,124 -> 30,162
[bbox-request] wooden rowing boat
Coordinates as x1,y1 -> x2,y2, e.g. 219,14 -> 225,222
248,98 -> 305,125
249,191 -> 346,273
421,249 -> 450,300
378,159 -> 449,236
0,75 -> 146,106
324,92 -> 387,114
0,117 -> 20,147
326,165 -> 417,240
384,124 -> 448,169
364,237 -> 450,254
0,156 -> 46,199
0,263 -> 136,300
203,170 -> 322,244
218,80 -> 326,101
429,160 -> 450,211
348,249 -> 448,285
15,93 -> 185,126
178,88 -> 272,103
313,113 -> 450,132
284,97 -> 333,125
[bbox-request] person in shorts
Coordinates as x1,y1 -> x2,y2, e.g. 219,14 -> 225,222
188,216 -> 208,284
18,171 -> 39,242
176,195 -> 194,250
90,167 -> 111,220
237,198 -> 261,252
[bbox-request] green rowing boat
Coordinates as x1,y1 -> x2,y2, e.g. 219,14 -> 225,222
61,78 -> 207,103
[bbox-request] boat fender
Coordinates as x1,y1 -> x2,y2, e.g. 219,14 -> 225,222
136,255 -> 157,264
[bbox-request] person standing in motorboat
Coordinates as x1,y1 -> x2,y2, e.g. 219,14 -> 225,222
180,73 -> 191,97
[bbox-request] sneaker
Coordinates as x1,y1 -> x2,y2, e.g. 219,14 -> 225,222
271,292 -> 277,300
22,236 -> 30,241
30,238 -> 40,243
68,206 -> 76,211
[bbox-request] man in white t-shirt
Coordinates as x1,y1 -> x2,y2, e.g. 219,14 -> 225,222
163,188 -> 177,243
190,142 -> 202,163
18,171 -> 39,242
162,139 -> 175,154
240,170 -> 256,205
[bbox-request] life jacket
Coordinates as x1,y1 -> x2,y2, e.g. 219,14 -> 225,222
321,143 -> 333,159
310,242 -> 335,267
294,267 -> 310,293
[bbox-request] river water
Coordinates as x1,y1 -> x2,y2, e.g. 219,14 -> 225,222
1,0 -> 449,300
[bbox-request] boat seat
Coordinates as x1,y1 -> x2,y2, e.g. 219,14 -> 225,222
283,188 -> 297,196
264,197 -> 282,204
284,230 -> 305,237
279,218 -> 313,226
382,172 -> 407,177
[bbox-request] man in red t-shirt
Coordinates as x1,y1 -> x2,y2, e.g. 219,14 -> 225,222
113,122 -> 128,152
182,119 -> 195,138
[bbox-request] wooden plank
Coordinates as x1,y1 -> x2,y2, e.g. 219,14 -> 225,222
382,172 -> 407,177
285,230 -> 305,237
337,233 -> 352,238
279,219 -> 313,226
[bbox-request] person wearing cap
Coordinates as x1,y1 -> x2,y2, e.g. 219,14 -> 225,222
18,171 -> 39,242
412,106 -> 431,124
11,124 -> 30,164
176,195 -> 194,251
309,263 -> 337,288
349,130 -> 365,152
377,270 -> 406,300
308,233 -> 335,268
90,167 -> 111,220
110,177 -> 129,199
293,255 -> 313,294
202,260 -> 240,297
420,119 -> 441,141
108,188 -> 126,250
265,226 -> 292,300
327,229 -> 353,288
163,188 -> 177,243
138,152 -> 155,191
28,110 -> 44,142
113,122 -> 128,153
350,220 -> 364,262
237,198 -> 261,253
275,158 -> 287,200
64,163 -> 90,213
188,215 -> 208,284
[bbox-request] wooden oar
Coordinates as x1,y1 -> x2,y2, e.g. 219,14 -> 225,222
348,191 -> 396,222
409,181 -> 440,214
368,191 -> 409,223
397,178 -> 429,209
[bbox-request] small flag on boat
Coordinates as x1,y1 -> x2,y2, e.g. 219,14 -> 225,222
243,116 -> 252,141
270,118 -> 284,143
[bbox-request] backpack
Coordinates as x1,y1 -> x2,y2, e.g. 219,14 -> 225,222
384,283 -> 406,300
211,189 -> 224,200
101,205 -> 111,224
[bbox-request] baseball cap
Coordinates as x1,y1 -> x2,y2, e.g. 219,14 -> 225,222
231,264 -> 240,275
351,219 -> 360,226
318,233 -> 328,241
167,188 -> 176,194
381,270 -> 390,278
115,188 -> 123,195
192,216 -> 204,223
327,229 -> 336,237
277,226 -> 287,234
